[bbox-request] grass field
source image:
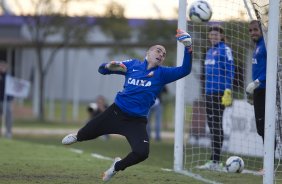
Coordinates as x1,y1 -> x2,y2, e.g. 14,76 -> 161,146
0,119 -> 266,184
0,136 -> 205,184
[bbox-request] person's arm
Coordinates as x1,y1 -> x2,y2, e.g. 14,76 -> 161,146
221,46 -> 235,107
257,46 -> 267,83
257,75 -> 266,84
258,40 -> 267,83
160,46 -> 192,84
224,47 -> 235,90
159,29 -> 193,84
246,44 -> 267,94
98,61 -> 127,75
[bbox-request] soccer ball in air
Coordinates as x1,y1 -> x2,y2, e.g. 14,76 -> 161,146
188,0 -> 212,23
225,156 -> 244,173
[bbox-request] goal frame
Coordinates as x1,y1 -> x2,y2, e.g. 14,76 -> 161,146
263,0 -> 280,183
173,1 -> 281,184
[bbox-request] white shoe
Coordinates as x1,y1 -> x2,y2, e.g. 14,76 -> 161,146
62,134 -> 77,145
102,157 -> 121,182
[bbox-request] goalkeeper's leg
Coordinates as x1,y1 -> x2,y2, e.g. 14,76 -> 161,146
62,104 -> 120,145
206,94 -> 224,162
102,120 -> 149,181
76,103 -> 123,141
253,89 -> 266,142
114,120 -> 149,171
76,102 -> 150,169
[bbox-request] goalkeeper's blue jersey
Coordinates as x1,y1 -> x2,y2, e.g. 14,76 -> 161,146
204,42 -> 235,95
99,47 -> 192,117
252,37 -> 266,89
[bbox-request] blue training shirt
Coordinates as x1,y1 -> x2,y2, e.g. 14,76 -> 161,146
252,37 -> 267,89
98,47 -> 192,117
204,42 -> 235,94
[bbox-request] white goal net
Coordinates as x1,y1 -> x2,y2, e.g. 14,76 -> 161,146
183,0 -> 282,183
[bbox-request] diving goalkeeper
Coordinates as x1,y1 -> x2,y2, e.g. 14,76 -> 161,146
62,29 -> 193,182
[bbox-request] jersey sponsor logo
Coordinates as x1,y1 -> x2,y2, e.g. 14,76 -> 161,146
204,59 -> 215,65
133,69 -> 139,72
226,47 -> 233,60
128,78 -> 151,87
252,58 -> 257,64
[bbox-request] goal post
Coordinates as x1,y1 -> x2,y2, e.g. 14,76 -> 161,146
173,0 -> 282,183
174,0 -> 187,171
264,0 -> 280,183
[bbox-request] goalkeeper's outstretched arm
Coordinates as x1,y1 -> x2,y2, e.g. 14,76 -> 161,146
160,29 -> 193,84
98,61 -> 127,75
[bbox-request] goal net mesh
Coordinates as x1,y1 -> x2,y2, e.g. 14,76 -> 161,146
184,0 -> 282,182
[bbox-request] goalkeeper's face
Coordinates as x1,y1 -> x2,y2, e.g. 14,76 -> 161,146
146,45 -> 166,67
249,22 -> 262,42
208,31 -> 223,46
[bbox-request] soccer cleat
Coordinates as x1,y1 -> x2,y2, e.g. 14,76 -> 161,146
62,133 -> 77,145
197,160 -> 225,171
102,157 -> 121,182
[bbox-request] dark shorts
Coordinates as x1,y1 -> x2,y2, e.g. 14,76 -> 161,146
77,103 -> 148,142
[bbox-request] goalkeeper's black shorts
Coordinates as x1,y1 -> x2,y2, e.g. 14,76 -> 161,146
77,103 -> 147,141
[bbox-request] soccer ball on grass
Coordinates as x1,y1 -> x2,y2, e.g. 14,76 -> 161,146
188,0 -> 212,23
225,156 -> 244,173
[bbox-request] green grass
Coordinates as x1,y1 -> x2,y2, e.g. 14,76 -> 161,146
3,119 -> 267,184
20,100 -> 90,123
13,119 -> 83,129
0,137 -> 204,184
3,134 -> 265,184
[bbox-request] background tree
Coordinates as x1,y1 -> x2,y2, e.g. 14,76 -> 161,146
16,0 -> 92,121
138,19 -> 177,66
97,2 -> 133,57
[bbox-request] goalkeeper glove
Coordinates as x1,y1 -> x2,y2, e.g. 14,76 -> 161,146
106,61 -> 127,72
175,29 -> 192,47
221,89 -> 232,107
246,79 -> 260,95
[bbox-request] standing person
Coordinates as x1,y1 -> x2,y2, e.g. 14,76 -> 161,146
87,95 -> 108,119
87,95 -> 110,140
62,29 -> 193,182
146,86 -> 168,141
246,20 -> 266,143
199,25 -> 235,170
0,61 -> 13,139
